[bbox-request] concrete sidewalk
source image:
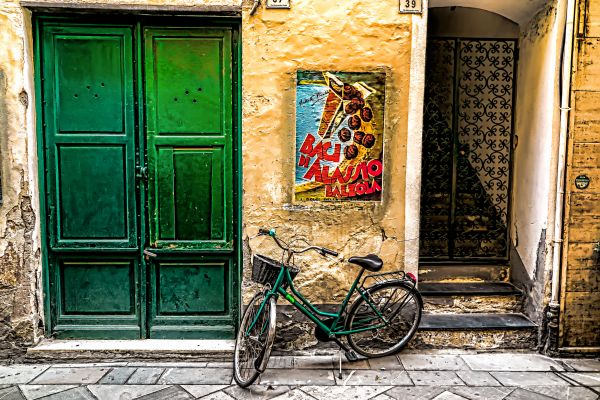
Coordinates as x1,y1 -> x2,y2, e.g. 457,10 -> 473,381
1,351 -> 599,399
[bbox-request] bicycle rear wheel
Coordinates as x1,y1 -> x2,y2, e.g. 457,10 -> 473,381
345,281 -> 422,358
233,291 -> 276,387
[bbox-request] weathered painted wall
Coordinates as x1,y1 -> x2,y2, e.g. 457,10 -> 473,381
560,0 -> 600,349
0,2 -> 42,358
0,0 -> 415,355
510,0 -> 562,328
241,0 -> 413,303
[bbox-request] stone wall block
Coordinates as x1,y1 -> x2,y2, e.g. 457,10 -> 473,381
572,143 -> 600,167
575,39 -> 600,91
573,91 -> 600,143
563,291 -> 600,347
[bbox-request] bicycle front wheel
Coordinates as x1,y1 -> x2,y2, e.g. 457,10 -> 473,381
233,291 -> 277,387
345,281 -> 422,358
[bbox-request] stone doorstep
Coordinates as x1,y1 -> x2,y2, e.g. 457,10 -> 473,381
25,340 -> 235,362
419,282 -> 522,296
419,313 -> 537,330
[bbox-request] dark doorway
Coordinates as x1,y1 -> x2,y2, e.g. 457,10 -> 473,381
419,36 -> 517,261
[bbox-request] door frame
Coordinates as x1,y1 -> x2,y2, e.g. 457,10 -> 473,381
33,13 -> 243,338
418,36 -> 519,264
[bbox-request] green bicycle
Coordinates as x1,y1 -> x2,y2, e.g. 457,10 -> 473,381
233,228 -> 423,387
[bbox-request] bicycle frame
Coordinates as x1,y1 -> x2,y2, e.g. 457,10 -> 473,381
246,266 -> 397,338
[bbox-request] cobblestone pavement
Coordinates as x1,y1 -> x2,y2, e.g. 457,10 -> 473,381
1,352 -> 599,399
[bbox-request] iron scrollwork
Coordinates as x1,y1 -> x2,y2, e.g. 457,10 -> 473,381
420,39 -> 515,260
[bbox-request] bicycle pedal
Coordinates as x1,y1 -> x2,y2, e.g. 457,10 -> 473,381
254,347 -> 267,372
344,350 -> 359,362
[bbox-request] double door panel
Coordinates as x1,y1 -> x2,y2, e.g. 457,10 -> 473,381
39,21 -> 236,339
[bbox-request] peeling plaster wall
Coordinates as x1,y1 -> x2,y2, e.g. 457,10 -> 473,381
510,0 -> 562,328
241,1 -> 413,303
0,2 -> 42,359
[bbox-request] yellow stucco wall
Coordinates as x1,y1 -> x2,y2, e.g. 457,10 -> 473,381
241,1 -> 412,302
0,0 -> 414,351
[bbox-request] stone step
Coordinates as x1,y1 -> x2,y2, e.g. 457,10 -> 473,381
420,282 -> 523,314
412,313 -> 538,350
419,281 -> 521,296
25,340 -> 234,363
418,263 -> 510,282
420,312 -> 535,330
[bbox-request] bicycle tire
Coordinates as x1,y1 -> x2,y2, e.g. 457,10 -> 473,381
345,281 -> 422,358
233,291 -> 277,387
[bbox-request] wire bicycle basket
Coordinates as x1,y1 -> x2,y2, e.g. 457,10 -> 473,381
252,254 -> 300,288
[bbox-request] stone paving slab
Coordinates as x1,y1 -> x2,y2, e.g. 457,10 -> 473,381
0,366 -> 49,385
19,385 -> 78,399
385,386 -> 446,400
97,367 -> 137,384
87,385 -> 169,400
30,367 -> 109,385
182,384 -> 229,398
562,372 -> 600,386
367,355 -> 404,370
455,370 -> 502,386
526,385 -> 600,400
505,388 -> 555,400
449,386 -> 513,400
40,387 -> 96,400
135,386 -> 193,400
201,391 -> 237,400
490,372 -> 570,386
407,371 -> 465,386
271,388 -> 313,400
371,394 -> 395,400
300,385 -> 391,400
401,355 -> 468,371
432,392 -> 469,400
293,356 -> 334,369
126,368 -> 165,385
335,370 -> 412,386
258,368 -> 335,386
158,368 -> 233,385
462,354 -> 564,372
562,359 -> 600,372
0,386 -> 26,400
223,384 -> 291,400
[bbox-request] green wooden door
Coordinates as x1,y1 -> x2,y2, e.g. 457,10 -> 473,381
38,20 -> 238,340
144,28 -> 235,338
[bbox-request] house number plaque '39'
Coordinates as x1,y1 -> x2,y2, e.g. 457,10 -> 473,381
399,0 -> 422,13
266,0 -> 290,9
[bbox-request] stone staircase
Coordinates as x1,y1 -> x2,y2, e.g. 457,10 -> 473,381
412,266 -> 538,350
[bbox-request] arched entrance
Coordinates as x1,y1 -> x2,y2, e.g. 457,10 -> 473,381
419,7 -> 519,264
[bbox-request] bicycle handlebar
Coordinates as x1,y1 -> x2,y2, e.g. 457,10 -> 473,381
320,247 -> 339,257
257,227 -> 339,258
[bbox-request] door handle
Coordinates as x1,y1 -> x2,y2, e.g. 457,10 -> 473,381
143,249 -> 157,260
136,166 -> 148,180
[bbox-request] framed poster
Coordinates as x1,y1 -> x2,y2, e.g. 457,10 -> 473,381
295,71 -> 386,201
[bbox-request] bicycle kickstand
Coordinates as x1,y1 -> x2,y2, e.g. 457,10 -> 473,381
331,337 -> 359,379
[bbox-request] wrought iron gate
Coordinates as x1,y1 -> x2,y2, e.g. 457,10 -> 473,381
419,38 -> 517,261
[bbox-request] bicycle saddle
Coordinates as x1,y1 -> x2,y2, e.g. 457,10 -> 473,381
348,254 -> 383,272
